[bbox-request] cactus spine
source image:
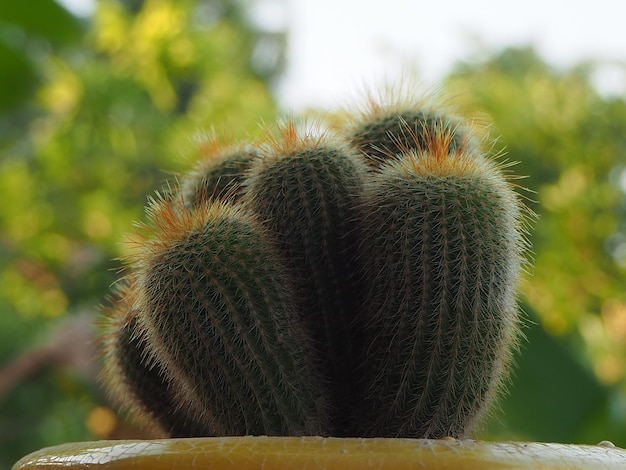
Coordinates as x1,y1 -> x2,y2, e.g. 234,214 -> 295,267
101,92 -> 529,440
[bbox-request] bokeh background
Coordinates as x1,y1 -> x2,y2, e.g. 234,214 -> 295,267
1,0 -> 626,467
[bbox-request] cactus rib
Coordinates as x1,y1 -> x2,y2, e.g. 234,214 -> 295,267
179,139 -> 258,208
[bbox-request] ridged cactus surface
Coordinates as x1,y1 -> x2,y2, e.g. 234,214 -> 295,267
101,93 -> 530,440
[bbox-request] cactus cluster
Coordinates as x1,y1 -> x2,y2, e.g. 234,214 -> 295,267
101,91 -> 529,439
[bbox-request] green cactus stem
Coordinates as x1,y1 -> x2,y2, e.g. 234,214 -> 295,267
101,279 -> 212,437
126,198 -> 329,436
353,138 -> 527,439
243,122 -> 368,434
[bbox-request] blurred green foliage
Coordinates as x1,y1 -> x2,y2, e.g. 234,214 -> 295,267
1,0 -> 626,467
0,0 -> 281,466
0,0 -> 82,111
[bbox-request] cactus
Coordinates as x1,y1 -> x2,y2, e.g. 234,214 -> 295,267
121,198 -> 329,436
100,93 -> 529,440
351,136 -> 526,438
243,123 -> 368,434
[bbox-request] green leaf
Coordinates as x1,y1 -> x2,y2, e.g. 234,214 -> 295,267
0,0 -> 83,46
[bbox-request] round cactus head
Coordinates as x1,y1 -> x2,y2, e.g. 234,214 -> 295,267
178,134 -> 259,208
343,89 -> 480,168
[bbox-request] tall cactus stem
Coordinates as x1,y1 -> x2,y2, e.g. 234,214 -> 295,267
243,121 -> 368,434
125,197 -> 329,436
353,136 -> 528,438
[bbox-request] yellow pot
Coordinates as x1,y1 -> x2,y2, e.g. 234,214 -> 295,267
12,436 -> 626,470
